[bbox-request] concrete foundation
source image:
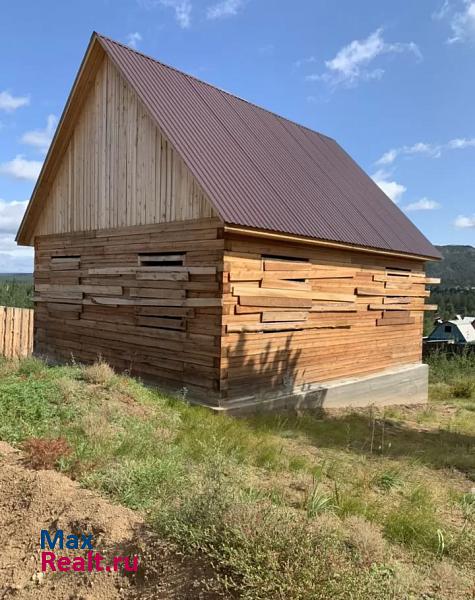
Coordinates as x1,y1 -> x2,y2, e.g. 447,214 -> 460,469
213,363 -> 428,415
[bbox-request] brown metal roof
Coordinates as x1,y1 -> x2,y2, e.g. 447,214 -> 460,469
20,32 -> 441,259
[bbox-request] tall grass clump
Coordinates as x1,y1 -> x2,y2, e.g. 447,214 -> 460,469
426,349 -> 475,385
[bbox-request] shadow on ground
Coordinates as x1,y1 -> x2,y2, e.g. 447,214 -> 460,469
244,410 -> 475,479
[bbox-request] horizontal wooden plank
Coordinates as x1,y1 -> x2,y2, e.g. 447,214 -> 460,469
311,291 -> 356,303
358,287 -> 429,298
369,303 -> 435,311
185,298 -> 222,307
88,297 -> 185,307
377,317 -> 415,327
36,284 -> 123,295
239,296 -> 313,308
229,270 -> 263,281
137,307 -> 195,317
310,304 -> 358,312
232,284 -> 313,300
262,311 -> 308,322
34,296 -> 82,305
264,260 -> 310,271
136,272 -> 189,281
129,288 -> 186,299
244,270 -> 312,280
138,254 -> 184,263
261,278 -> 312,291
383,297 -> 412,304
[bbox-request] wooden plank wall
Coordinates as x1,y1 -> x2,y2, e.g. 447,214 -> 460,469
32,56 -> 216,241
34,218 -> 224,403
0,306 -> 34,359
220,234 -> 438,401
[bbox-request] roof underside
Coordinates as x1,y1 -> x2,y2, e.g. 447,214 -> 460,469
18,33 -> 441,259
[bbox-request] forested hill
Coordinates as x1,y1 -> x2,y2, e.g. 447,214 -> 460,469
424,245 -> 475,323
426,245 -> 475,288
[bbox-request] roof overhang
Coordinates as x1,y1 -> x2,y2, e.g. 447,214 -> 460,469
223,225 -> 442,262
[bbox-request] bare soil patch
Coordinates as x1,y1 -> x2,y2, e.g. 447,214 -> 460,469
0,442 -> 228,599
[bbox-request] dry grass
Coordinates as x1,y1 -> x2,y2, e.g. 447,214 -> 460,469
21,437 -> 71,470
0,355 -> 474,598
81,359 -> 115,385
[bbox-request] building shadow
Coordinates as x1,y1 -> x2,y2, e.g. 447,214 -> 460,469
223,330 -> 331,412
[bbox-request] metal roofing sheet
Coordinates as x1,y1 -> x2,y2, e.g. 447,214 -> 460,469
97,34 -> 440,259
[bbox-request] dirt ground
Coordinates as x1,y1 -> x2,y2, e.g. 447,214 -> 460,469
0,442 -> 228,600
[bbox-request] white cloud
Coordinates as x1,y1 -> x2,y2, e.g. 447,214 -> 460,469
21,114 -> 58,154
0,244 -> 34,272
371,169 -> 407,203
433,0 -> 451,20
126,32 -> 143,49
308,28 -> 421,88
376,136 -> 475,165
0,90 -> 30,113
454,214 -> 475,228
206,0 -> 245,19
0,199 -> 29,234
405,142 -> 442,158
376,149 -> 399,166
448,137 -> 475,149
0,200 -> 33,272
404,198 -> 441,211
0,155 -> 43,182
138,0 -> 192,28
434,1 -> 475,43
448,1 -> 475,43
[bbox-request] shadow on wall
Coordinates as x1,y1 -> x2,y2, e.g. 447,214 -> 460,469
224,332 -> 328,411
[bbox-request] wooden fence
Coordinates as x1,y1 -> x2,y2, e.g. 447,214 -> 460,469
0,306 -> 34,359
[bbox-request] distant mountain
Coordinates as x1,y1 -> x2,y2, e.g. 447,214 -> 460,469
426,245 -> 475,288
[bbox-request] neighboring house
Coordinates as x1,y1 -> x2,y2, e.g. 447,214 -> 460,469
428,316 -> 475,345
16,33 -> 441,412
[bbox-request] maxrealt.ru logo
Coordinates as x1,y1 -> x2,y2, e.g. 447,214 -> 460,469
40,530 -> 139,573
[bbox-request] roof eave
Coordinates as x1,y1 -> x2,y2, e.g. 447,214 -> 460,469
223,224 -> 442,262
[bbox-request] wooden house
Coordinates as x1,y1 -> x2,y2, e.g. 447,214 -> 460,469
16,33 -> 441,412
428,316 -> 475,345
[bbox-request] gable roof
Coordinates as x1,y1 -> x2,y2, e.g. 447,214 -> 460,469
17,33 -> 440,260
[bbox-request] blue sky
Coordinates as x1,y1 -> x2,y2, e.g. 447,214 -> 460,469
0,0 -> 474,272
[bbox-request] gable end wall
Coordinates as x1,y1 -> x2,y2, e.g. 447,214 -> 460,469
33,56 -> 216,240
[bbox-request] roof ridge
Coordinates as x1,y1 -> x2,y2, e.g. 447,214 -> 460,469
94,32 -> 335,143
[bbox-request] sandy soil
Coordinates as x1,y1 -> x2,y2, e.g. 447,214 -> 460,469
0,442 -> 227,599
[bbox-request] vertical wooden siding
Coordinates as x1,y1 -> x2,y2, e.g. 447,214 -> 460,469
33,56 -> 216,239
0,306 -> 34,359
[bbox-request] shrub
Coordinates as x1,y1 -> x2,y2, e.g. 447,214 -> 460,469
18,357 -> 46,377
21,436 -> 71,470
373,469 -> 403,491
451,380 -> 474,399
81,360 -> 115,386
155,477 -> 395,599
344,516 -> 387,566
383,500 -> 443,553
306,483 -> 334,517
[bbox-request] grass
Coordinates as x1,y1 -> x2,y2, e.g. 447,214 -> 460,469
0,354 -> 474,598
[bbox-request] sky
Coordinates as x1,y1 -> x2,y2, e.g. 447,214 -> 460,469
0,0 -> 474,272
